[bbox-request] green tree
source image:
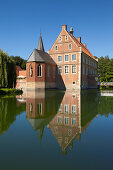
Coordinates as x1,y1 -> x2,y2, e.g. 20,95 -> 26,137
0,49 -> 16,88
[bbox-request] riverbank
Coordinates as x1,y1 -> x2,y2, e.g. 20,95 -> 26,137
0,88 -> 23,95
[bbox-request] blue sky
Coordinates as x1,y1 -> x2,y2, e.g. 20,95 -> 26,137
0,0 -> 113,60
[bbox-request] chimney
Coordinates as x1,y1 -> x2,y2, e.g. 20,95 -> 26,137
77,37 -> 81,43
84,43 -> 86,47
62,25 -> 67,31
70,27 -> 74,35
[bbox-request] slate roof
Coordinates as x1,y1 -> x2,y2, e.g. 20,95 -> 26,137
27,49 -> 56,64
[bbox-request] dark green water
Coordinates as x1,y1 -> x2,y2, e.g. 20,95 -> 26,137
0,89 -> 113,170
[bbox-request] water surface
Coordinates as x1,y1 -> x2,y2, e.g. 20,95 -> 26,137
0,90 -> 113,170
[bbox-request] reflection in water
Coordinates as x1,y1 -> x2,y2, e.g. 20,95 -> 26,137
0,97 -> 26,135
1,89 -> 113,155
25,89 -> 64,141
17,89 -> 99,154
16,89 -> 100,154
48,91 -> 81,154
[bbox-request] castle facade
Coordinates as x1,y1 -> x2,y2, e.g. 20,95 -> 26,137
16,25 -> 98,90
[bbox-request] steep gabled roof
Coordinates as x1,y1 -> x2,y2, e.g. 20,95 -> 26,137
27,49 -> 56,64
67,31 -> 97,61
38,34 -> 45,52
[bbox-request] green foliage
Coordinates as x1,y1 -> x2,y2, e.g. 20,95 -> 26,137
10,56 -> 27,70
0,88 -> 23,95
0,49 -> 16,88
98,56 -> 113,82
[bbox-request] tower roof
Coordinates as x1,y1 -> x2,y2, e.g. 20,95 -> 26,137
38,34 -> 45,52
27,49 -> 56,64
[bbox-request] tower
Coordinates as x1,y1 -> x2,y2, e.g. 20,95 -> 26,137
26,34 -> 46,89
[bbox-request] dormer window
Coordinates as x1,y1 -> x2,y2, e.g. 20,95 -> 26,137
59,36 -> 61,41
55,46 -> 58,51
65,35 -> 68,40
69,44 -> 72,50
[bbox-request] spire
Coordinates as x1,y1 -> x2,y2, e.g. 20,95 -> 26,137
38,33 -> 45,52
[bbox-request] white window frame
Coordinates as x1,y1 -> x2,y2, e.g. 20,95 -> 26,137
65,55 -> 69,62
71,118 -> 76,125
58,116 -> 62,123
37,64 -> 42,77
64,117 -> 69,125
58,56 -> 62,62
64,65 -> 69,74
58,66 -> 62,75
71,105 -> 76,114
72,65 -> 76,74
64,104 -> 69,114
72,54 -> 76,61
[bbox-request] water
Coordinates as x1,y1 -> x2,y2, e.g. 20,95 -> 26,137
0,89 -> 113,170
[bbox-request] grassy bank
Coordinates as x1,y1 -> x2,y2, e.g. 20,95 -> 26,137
0,88 -> 23,95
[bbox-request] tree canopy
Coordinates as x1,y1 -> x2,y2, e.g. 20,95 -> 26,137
98,56 -> 113,82
10,56 -> 27,70
0,49 -> 16,88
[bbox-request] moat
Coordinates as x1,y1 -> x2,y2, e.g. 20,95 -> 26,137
0,89 -> 113,170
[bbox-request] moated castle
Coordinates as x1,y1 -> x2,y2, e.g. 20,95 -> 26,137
16,25 -> 98,90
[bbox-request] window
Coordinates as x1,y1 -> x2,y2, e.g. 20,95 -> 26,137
65,117 -> 69,124
55,46 -> 58,51
37,103 -> 42,116
58,66 -> 62,74
72,118 -> 76,125
65,105 -> 69,114
68,129 -> 72,136
58,117 -> 62,123
59,36 -> 61,41
86,56 -> 88,64
82,65 -> 85,75
72,105 -> 76,114
65,35 -> 68,40
29,103 -> 33,116
69,44 -> 72,50
82,55 -> 84,63
48,66 -> 51,77
72,65 -> 76,73
58,104 -> 62,113
65,55 -> 69,62
53,67 -> 55,78
30,65 -> 33,77
37,64 -> 42,77
65,66 -> 69,74
58,56 -> 62,62
72,54 -> 76,61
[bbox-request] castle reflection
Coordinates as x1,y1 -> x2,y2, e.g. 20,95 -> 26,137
17,89 -> 99,154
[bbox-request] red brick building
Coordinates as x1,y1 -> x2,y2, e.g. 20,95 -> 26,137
16,25 -> 98,90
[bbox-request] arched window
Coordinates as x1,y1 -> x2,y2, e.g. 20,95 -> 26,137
29,103 -> 33,116
30,65 -> 33,77
37,64 -> 42,77
47,65 -> 51,77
